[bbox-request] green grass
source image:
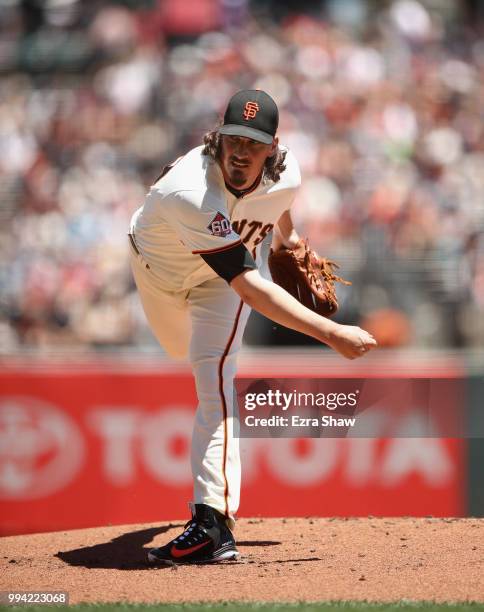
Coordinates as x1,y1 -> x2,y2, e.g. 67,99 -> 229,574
1,602 -> 483,612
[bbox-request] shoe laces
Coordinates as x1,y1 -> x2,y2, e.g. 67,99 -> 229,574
173,521 -> 206,546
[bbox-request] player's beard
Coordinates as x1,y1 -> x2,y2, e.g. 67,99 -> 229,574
227,168 -> 248,188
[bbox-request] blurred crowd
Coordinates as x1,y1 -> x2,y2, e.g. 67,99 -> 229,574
1,0 -> 484,353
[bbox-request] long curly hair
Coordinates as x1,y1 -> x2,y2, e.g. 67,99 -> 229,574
201,127 -> 287,183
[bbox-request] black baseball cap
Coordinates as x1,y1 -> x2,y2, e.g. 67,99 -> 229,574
218,90 -> 278,145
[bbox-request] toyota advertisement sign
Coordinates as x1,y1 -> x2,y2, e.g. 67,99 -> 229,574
0,365 -> 465,535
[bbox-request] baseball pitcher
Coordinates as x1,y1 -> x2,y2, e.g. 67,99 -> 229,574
128,90 -> 376,565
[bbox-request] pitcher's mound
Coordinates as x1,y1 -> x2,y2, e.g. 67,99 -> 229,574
1,517 -> 483,604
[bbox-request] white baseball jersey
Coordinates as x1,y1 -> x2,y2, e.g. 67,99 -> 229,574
130,145 -> 301,291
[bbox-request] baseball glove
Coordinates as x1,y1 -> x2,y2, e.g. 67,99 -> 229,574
268,239 -> 351,317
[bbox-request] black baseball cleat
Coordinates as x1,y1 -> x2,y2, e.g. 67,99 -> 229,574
147,504 -> 240,565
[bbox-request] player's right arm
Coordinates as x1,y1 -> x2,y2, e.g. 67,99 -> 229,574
230,269 -> 376,360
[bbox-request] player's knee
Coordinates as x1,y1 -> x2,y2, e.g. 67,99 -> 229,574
165,345 -> 188,360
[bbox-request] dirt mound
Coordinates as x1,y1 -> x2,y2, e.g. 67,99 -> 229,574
1,518 -> 483,604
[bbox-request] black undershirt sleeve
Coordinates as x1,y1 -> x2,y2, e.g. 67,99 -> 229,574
200,242 -> 257,284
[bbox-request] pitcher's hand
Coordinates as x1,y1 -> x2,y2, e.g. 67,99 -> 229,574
325,325 -> 377,359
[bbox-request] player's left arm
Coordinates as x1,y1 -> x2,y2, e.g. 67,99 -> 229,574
272,209 -> 300,251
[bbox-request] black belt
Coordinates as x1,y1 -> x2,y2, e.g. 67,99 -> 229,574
128,233 -> 150,269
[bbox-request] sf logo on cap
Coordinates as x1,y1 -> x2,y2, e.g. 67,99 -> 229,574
243,101 -> 259,121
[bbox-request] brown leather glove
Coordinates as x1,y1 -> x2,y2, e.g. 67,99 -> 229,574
268,239 -> 351,317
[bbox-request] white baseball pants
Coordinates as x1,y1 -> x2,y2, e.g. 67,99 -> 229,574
129,242 -> 251,524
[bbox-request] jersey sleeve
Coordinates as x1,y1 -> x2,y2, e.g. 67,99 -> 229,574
157,189 -> 241,254
200,241 -> 257,283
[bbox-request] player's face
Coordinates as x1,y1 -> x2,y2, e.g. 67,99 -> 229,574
219,134 -> 278,190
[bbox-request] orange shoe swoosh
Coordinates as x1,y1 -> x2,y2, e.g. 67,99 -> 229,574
170,540 -> 211,559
